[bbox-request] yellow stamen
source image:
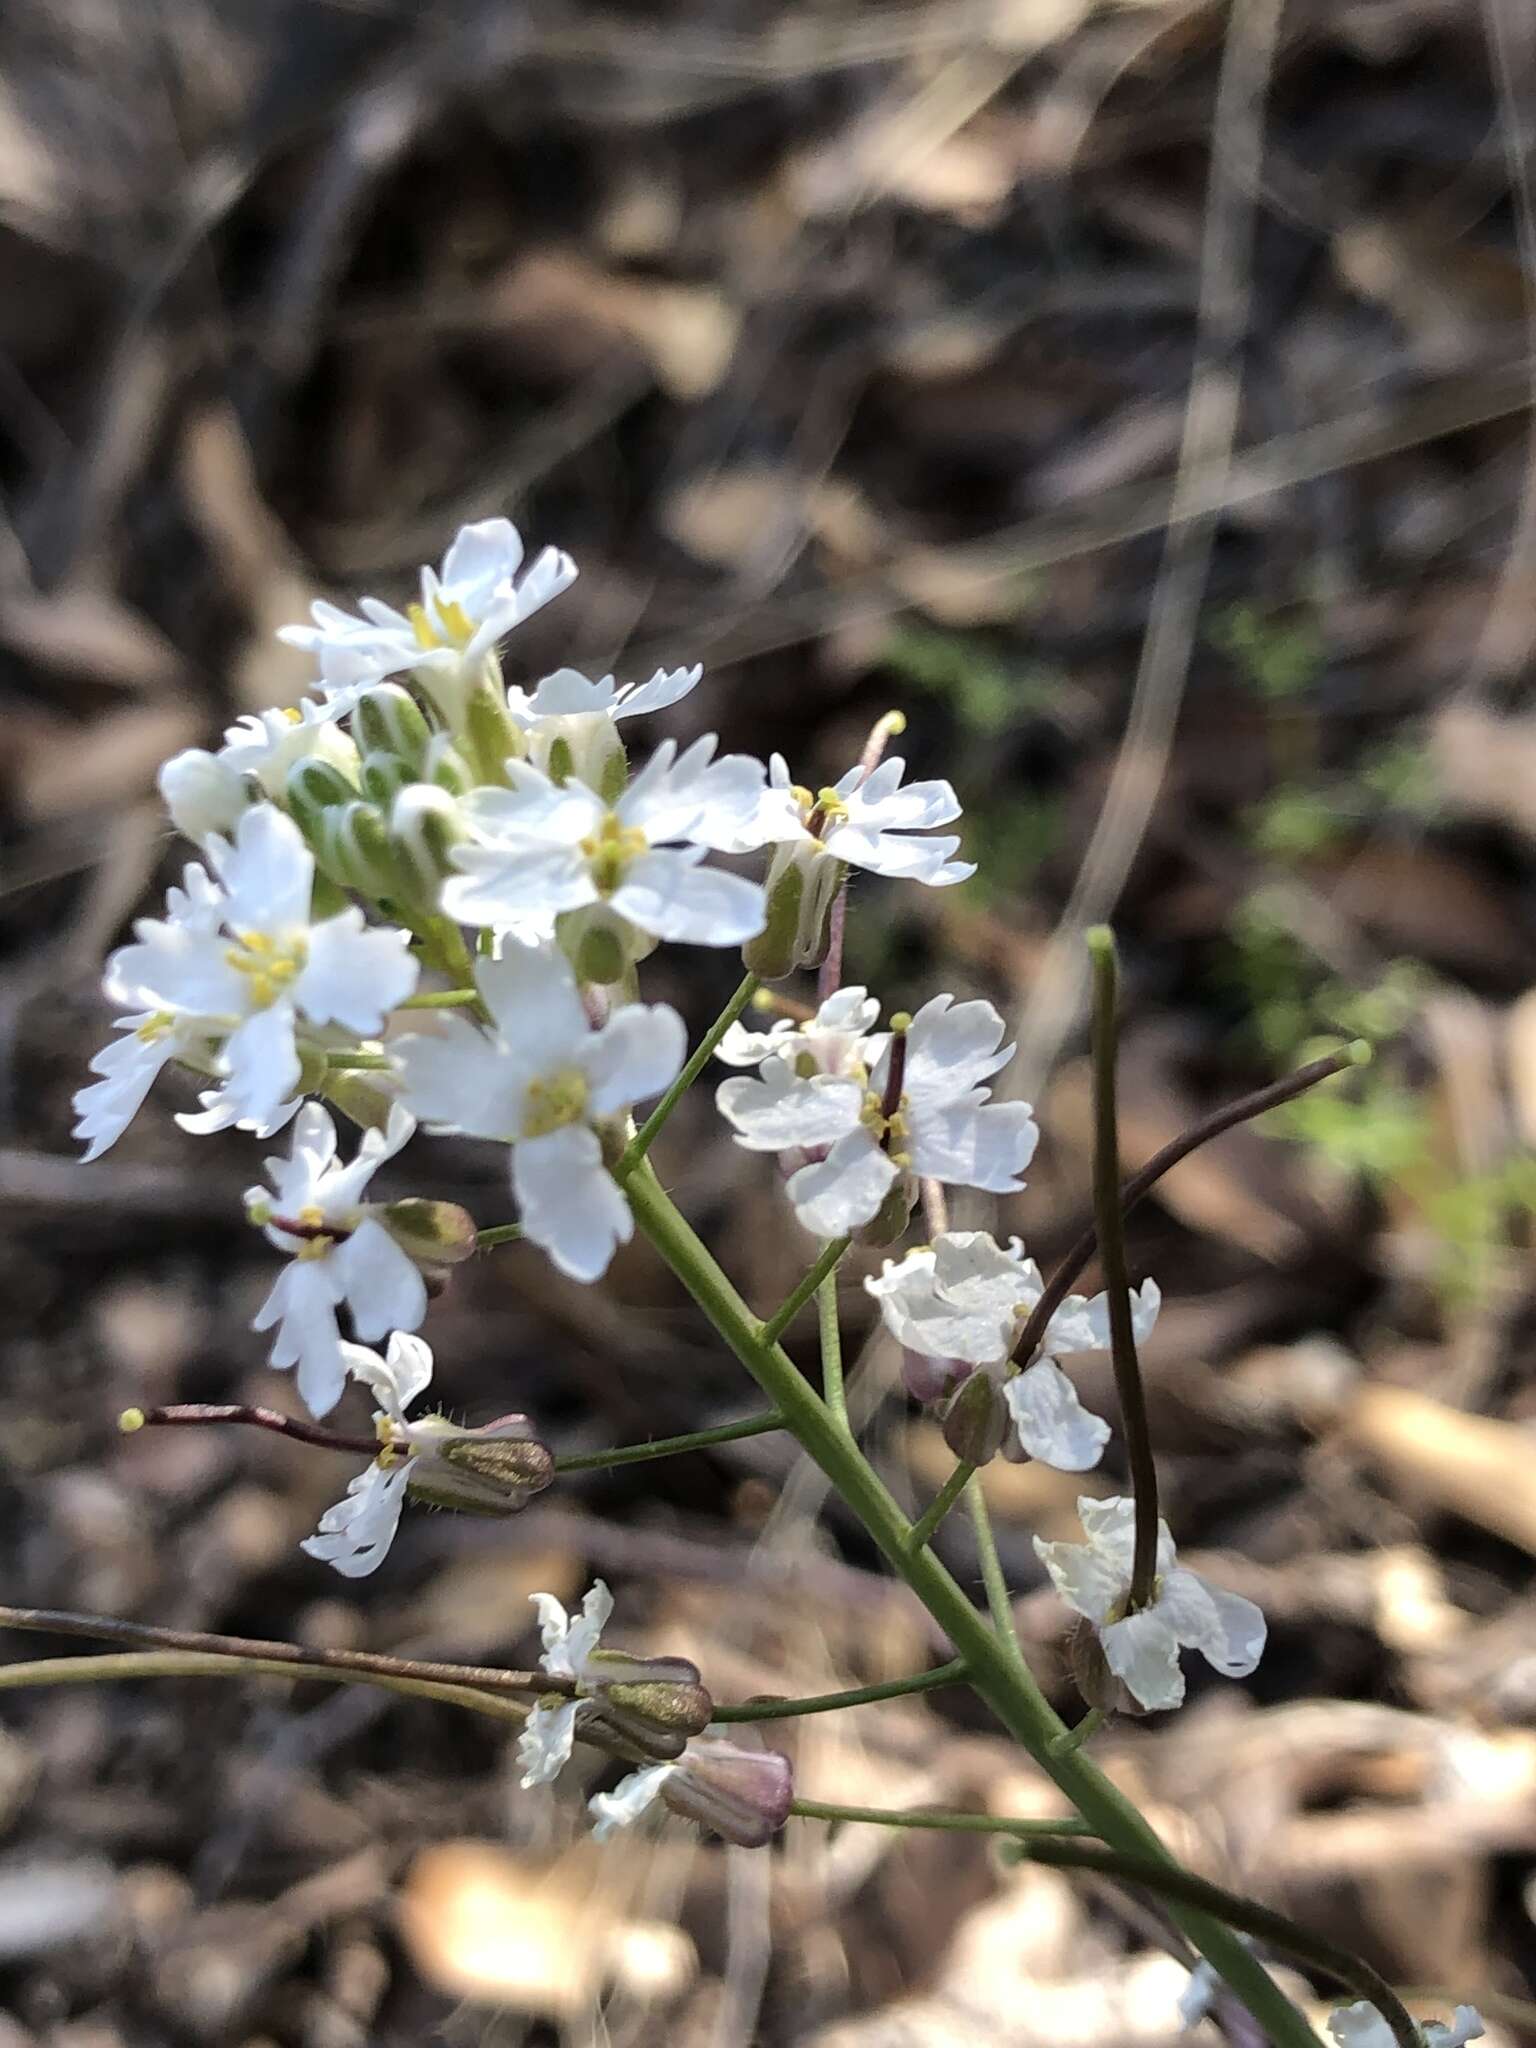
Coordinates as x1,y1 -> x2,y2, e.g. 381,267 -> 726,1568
577,812 -> 648,896
523,1067 -> 590,1138
407,594 -> 477,652
224,929 -> 307,1010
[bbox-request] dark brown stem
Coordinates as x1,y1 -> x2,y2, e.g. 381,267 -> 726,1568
0,1606 -> 571,1700
1087,928 -> 1159,1608
1012,1041 -> 1363,1372
124,1404 -> 380,1458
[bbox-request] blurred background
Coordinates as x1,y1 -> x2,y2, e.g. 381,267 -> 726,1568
3,0 -> 1536,2041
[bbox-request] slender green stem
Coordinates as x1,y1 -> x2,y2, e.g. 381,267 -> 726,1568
760,1235 -> 851,1346
396,988 -> 480,1010
792,1798 -> 1093,1841
476,1222 -> 523,1250
0,1649 -> 528,1723
1013,1841 -> 1416,2048
1087,926 -> 1160,1608
906,1458 -> 975,1556
615,972 -> 760,1180
622,1159 -> 1320,2048
817,1257 -> 848,1430
1010,1040 -> 1365,1373
967,1475 -> 1029,1680
325,1051 -> 393,1071
552,1410 -> 784,1473
1051,1708 -> 1106,1756
715,1658 -> 969,1723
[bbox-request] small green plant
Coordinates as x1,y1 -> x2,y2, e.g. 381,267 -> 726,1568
881,624 -> 1061,738
1210,602 -> 1323,702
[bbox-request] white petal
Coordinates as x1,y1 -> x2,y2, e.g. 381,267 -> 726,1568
1100,1609 -> 1186,1712
613,663 -> 702,719
395,1018 -> 525,1139
517,1700 -> 581,1787
845,763 -> 962,832
864,1242 -> 1015,1365
264,1099 -> 338,1210
929,1231 -> 1037,1314
813,986 -> 882,1037
589,1763 -> 677,1840
297,914 -> 417,1032
826,823 -> 973,886
908,1099 -> 1038,1192
1042,1278 -> 1161,1356
317,1100 -> 415,1212
561,1579 -> 614,1676
1031,1529 -> 1126,1628
214,804 -> 314,935
713,1017 -> 796,1067
611,850 -> 766,945
332,1219 -> 428,1344
785,1129 -> 898,1236
300,1460 -> 410,1578
442,844 -> 594,928
220,1002 -> 302,1131
525,666 -> 616,717
716,1061 -> 863,1152
1075,1494 -> 1144,1570
531,1592 -> 573,1669
475,943 -> 589,1060
1004,1361 -> 1109,1471
1327,2008 -> 1399,2048
581,1002 -> 686,1116
1429,2012 -> 1486,2048
512,1124 -> 632,1281
252,1259 -> 349,1417
440,516 -> 524,597
899,995 -> 1013,1101
1157,1569 -> 1266,1680
73,1024 -> 179,1161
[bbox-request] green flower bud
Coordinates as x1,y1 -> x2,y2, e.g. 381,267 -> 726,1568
360,749 -> 416,807
403,1414 -> 554,1515
856,1175 -> 916,1248
381,1197 -> 477,1266
322,1071 -> 399,1133
320,800 -> 404,902
354,682 -> 432,769
424,732 -> 475,797
464,676 -> 522,787
391,784 -> 464,898
286,756 -> 358,838
743,847 -> 805,980
941,1370 -> 1008,1466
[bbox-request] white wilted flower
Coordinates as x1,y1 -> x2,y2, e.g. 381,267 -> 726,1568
301,1334 -> 551,1577
508,663 -> 703,795
1327,2006 -> 1482,2048
588,1737 -> 793,1847
393,944 -> 685,1282
93,804 -> 416,1136
248,1102 -> 427,1417
716,993 -> 1037,1238
727,752 -> 973,975
865,1230 -> 1160,1470
73,865 -> 229,1160
278,518 -> 577,724
1033,1497 -> 1267,1712
442,737 -> 767,947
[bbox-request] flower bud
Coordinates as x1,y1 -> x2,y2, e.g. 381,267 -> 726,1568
600,1677 -> 715,1746
856,1175 -> 916,1247
159,747 -> 250,840
941,1368 -> 1007,1465
742,847 -> 804,980
402,1413 -> 554,1514
360,749 -> 416,807
286,755 -> 360,838
1066,1616 -> 1136,1717
354,682 -> 431,770
391,784 -> 464,897
558,904 -> 652,986
320,800 -> 412,905
659,1739 -> 793,1849
322,1070 -> 399,1133
463,675 -> 523,786
745,842 -> 843,979
382,1197 -> 477,1266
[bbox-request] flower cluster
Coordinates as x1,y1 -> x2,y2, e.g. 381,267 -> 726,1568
80,513 -> 1274,1846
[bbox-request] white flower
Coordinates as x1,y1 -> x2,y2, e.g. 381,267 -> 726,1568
300,1333 -> 550,1576
300,1333 -> 436,1576
1033,1497 -> 1267,1712
278,519 -> 577,723
866,1231 -> 1161,1470
394,944 -> 686,1282
1329,2007 -> 1482,2048
715,986 -> 884,1075
442,737 -> 767,946
518,1580 -> 616,1787
717,993 -> 1037,1237
733,753 -> 975,884
104,804 -> 417,1133
217,701 -> 359,799
588,1762 -> 678,1840
73,866 -> 229,1159
248,1102 -> 426,1417
158,749 -> 251,842
508,663 -> 703,793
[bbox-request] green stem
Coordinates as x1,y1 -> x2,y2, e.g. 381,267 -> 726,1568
1051,1708 -> 1106,1756
791,1798 -> 1093,1842
552,1410 -> 784,1473
0,1649 -> 527,1724
818,1257 -> 848,1430
396,987 -> 480,1009
615,971 -> 759,1180
475,1222 -> 523,1250
326,1051 -> 393,1071
714,1657 -> 970,1723
622,1159 -> 1319,2048
906,1458 -> 975,1556
1014,1841 -> 1416,2048
967,1475 -> 1029,1680
760,1235 -> 851,1346
1087,926 -> 1160,1608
